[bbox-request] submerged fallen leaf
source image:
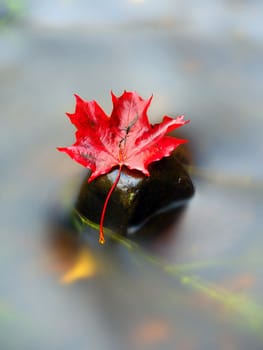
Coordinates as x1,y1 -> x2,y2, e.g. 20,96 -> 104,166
60,248 -> 96,284
131,318 -> 171,346
223,273 -> 256,293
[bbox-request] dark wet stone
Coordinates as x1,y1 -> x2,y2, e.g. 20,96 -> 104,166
75,151 -> 194,235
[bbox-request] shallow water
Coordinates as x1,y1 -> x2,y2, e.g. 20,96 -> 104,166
1,1 -> 263,349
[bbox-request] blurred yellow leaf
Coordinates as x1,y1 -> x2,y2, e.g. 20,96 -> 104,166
60,248 -> 96,284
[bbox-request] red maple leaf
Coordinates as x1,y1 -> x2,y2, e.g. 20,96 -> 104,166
58,91 -> 189,244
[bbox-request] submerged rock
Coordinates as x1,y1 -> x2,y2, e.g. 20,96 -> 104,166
75,151 -> 194,235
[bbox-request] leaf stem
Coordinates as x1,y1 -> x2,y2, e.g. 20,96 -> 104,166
99,165 -> 122,244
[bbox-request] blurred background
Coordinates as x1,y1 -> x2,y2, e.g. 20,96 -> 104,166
1,1 -> 263,349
